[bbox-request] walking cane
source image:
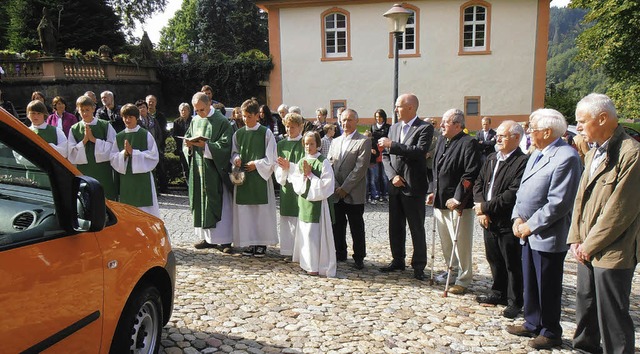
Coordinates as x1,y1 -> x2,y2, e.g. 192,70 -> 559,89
442,211 -> 461,297
442,179 -> 472,297
429,215 -> 436,285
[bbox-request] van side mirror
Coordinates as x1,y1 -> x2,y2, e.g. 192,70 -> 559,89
74,176 -> 106,232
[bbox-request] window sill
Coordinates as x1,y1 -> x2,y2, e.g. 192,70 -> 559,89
321,56 -> 353,62
458,50 -> 492,56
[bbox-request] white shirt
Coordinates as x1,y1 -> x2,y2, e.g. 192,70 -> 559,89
487,149 -> 516,201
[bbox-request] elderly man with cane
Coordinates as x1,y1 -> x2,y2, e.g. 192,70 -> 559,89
426,109 -> 480,295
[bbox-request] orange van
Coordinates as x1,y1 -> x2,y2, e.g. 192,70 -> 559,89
0,107 -> 175,353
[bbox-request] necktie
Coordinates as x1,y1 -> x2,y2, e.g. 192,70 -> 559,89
532,153 -> 543,166
400,124 -> 410,142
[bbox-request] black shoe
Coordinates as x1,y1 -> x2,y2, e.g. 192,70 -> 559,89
379,262 -> 406,272
221,244 -> 233,254
353,259 -> 364,270
503,305 -> 522,319
194,240 -> 215,249
242,246 -> 255,256
254,245 -> 266,258
336,254 -> 347,262
414,269 -> 425,281
476,294 -> 508,306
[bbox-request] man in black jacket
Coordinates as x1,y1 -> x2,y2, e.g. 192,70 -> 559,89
378,93 -> 434,280
427,109 -> 480,294
476,117 -> 497,165
473,120 -> 528,318
96,90 -> 124,132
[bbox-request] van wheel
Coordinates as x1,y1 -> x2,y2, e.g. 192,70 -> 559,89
110,284 -> 163,354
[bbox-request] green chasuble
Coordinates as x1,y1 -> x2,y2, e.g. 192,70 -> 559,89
234,125 -> 268,205
277,139 -> 305,217
298,156 -> 327,223
71,120 -> 117,200
27,125 -> 58,187
116,128 -> 153,207
186,110 -> 232,229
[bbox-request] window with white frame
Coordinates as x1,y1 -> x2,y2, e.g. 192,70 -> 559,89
324,12 -> 348,58
462,5 -> 487,51
399,11 -> 416,55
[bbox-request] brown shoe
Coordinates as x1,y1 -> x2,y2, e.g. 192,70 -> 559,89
528,335 -> 563,350
505,324 -> 537,338
448,285 -> 466,294
194,240 -> 215,249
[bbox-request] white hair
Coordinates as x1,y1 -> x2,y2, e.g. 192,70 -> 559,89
500,120 -> 524,139
178,102 -> 190,112
576,93 -> 617,120
443,108 -> 465,128
277,104 -> 288,112
529,108 -> 567,139
288,105 -> 301,114
191,92 -> 210,105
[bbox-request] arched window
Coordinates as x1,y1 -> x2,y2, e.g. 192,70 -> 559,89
322,8 -> 351,61
459,1 -> 492,55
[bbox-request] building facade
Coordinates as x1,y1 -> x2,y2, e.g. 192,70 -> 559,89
255,0 -> 549,129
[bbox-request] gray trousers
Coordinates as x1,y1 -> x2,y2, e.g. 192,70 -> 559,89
573,262 -> 635,354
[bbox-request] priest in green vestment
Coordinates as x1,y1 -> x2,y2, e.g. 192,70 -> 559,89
185,92 -> 234,251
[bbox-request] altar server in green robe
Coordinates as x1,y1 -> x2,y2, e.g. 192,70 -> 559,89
68,95 -> 117,200
231,98 -> 278,257
291,131 -> 337,277
185,92 -> 234,251
110,104 -> 160,217
275,113 -> 305,258
13,100 -> 68,188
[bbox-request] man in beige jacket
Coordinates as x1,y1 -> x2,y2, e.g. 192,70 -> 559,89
568,93 -> 640,354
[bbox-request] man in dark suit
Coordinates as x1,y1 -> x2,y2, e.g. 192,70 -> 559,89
426,109 -> 480,294
476,116 -> 496,165
327,108 -> 371,269
507,108 -> 581,350
473,120 -> 528,318
96,90 -> 124,132
378,93 -> 434,280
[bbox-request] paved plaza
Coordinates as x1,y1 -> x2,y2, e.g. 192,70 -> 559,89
158,190 -> 640,354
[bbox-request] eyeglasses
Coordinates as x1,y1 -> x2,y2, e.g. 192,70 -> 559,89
495,134 -> 514,140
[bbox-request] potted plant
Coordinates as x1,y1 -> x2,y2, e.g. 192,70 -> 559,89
65,48 -> 82,59
24,50 -> 41,59
84,50 -> 99,60
98,45 -> 112,60
112,53 -> 130,63
0,49 -> 18,60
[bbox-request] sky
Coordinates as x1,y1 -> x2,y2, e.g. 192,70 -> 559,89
137,0 -> 572,45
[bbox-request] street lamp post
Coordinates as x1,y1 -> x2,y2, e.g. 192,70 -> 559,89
383,4 -> 412,123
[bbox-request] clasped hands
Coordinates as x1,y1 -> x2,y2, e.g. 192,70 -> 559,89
512,217 -> 532,239
571,243 -> 591,264
473,202 -> 491,229
123,139 -> 133,158
234,158 -> 256,172
82,125 -> 97,144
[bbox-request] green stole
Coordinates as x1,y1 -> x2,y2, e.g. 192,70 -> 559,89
187,111 -> 232,228
298,155 -> 327,223
71,120 -> 117,200
116,128 -> 153,206
27,125 -> 58,187
277,138 -> 305,217
235,125 -> 268,205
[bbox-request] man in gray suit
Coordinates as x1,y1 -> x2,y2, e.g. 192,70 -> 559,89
327,108 -> 371,269
506,108 -> 582,350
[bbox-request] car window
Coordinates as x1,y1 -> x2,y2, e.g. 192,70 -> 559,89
0,141 -> 61,247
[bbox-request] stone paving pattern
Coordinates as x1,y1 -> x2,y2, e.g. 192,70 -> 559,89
158,190 -> 640,353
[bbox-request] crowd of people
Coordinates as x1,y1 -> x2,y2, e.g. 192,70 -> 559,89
5,85 -> 638,353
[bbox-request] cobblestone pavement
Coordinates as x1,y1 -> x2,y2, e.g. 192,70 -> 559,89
158,190 -> 640,354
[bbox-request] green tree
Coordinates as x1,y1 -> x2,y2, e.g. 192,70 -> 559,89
108,0 -> 167,30
159,0 -> 268,56
571,0 -> 640,84
158,0 -> 198,52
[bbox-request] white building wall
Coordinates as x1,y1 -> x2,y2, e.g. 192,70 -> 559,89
278,0 -> 539,121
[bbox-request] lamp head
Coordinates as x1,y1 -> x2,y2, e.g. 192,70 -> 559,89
383,4 -> 412,33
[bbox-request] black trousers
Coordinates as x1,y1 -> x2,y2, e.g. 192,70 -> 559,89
332,200 -> 366,262
573,262 -> 635,354
388,192 -> 427,270
522,243 -> 566,339
483,227 -> 523,307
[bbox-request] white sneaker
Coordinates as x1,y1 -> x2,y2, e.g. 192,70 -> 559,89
435,272 -> 457,285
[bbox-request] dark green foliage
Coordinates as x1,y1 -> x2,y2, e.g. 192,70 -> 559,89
4,0 -> 127,53
109,0 -> 167,29
158,0 -> 198,52
156,51 -> 273,116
